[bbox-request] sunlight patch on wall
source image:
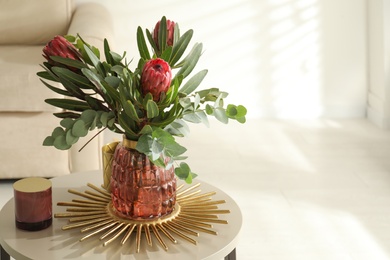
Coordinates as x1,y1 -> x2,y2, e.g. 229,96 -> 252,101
267,0 -> 322,118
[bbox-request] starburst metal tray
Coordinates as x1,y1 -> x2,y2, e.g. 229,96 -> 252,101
54,182 -> 230,252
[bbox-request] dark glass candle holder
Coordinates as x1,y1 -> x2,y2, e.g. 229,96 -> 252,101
13,177 -> 52,231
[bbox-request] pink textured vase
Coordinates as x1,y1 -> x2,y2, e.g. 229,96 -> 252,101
110,138 -> 176,219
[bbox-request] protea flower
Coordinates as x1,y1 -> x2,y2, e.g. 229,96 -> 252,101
141,58 -> 172,102
42,36 -> 81,71
153,19 -> 175,51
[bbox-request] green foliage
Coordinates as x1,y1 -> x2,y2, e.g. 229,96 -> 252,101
37,16 -> 247,182
43,110 -> 115,150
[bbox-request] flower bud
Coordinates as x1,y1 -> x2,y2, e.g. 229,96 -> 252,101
153,19 -> 175,51
141,58 -> 172,102
42,36 -> 81,71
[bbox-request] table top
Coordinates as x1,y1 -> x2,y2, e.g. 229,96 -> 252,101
0,171 -> 242,260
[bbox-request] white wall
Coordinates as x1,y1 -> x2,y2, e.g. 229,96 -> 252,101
367,0 -> 390,129
76,0 -> 368,119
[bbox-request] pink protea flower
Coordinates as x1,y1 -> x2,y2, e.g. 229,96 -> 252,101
42,36 -> 81,70
141,58 -> 172,102
153,19 -> 175,51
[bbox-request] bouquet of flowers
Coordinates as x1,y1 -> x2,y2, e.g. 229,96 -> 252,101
38,16 -> 247,183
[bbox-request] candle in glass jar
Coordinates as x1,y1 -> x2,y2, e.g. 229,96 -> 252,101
13,177 -> 52,231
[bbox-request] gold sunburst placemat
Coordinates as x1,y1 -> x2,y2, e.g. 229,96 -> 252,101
55,182 -> 230,252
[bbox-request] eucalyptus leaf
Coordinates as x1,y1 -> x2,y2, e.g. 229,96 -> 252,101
54,135 -> 71,150
66,130 -> 79,145
72,120 -> 88,137
214,107 -> 228,124
60,118 -> 74,129
43,136 -> 54,146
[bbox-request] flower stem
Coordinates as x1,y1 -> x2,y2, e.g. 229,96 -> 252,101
78,127 -> 107,152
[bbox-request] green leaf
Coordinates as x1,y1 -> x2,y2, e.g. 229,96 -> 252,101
226,104 -> 238,117
51,66 -> 92,89
66,130 -> 79,145
146,99 -> 159,118
183,112 -> 201,123
52,68 -> 86,99
205,104 -> 213,115
53,111 -> 80,119
80,110 -> 97,124
164,141 -> 187,157
174,162 -> 195,184
43,136 -> 54,146
151,139 -> 164,161
45,98 -> 90,112
118,112 -> 138,140
176,43 -> 203,79
53,135 -> 71,150
72,120 -> 88,137
82,68 -> 104,90
179,70 -> 208,95
64,34 -> 76,42
170,29 -> 193,67
49,56 -> 87,70
139,125 -> 153,135
236,105 -> 247,117
105,76 -> 120,88
60,118 -> 74,129
137,26 -> 151,60
37,71 -> 58,82
236,116 -> 246,124
85,96 -> 107,111
161,47 -> 172,62
83,44 -> 105,75
136,134 -> 153,154
146,29 -> 158,55
196,110 -> 209,127
158,16 -> 167,53
40,79 -> 71,96
103,38 -> 114,65
52,127 -> 65,138
165,119 -> 190,137
214,108 -> 228,124
173,23 -> 180,45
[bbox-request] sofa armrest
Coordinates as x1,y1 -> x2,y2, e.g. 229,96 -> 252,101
67,3 -> 115,51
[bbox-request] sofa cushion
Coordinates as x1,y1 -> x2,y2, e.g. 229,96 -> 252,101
0,46 -> 62,112
0,0 -> 73,45
0,112 -> 70,178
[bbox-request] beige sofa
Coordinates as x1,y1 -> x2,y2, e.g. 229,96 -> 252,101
0,0 -> 114,179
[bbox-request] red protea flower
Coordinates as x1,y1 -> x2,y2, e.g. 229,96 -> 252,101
141,58 -> 172,102
42,36 -> 81,71
153,19 -> 175,51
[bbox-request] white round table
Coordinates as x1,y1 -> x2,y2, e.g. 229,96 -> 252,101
0,171 -> 241,260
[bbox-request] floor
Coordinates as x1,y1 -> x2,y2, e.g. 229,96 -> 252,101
2,118 -> 390,260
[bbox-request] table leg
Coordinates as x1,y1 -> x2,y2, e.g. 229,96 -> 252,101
224,248 -> 236,260
1,244 -> 10,260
